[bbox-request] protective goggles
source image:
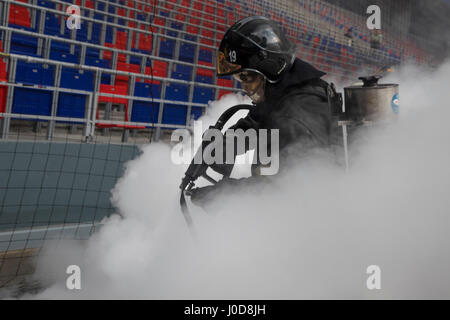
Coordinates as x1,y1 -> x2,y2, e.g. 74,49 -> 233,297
233,70 -> 265,92
217,51 -> 242,76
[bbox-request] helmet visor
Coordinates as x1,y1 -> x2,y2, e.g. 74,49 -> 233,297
217,51 -> 242,76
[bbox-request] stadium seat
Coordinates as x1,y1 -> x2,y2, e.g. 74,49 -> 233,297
57,93 -> 86,119
38,0 -> 56,9
144,61 -> 167,84
11,33 -> 38,55
217,78 -> 233,99
50,51 -> 78,64
159,39 -> 175,59
179,43 -> 195,63
0,86 -> 6,117
60,68 -> 94,91
131,83 -> 161,124
12,87 -> 53,117
134,82 -> 161,99
199,49 -> 213,63
0,58 -> 7,81
9,3 -> 31,28
0,58 -> 7,117
172,64 -> 192,81
138,33 -> 152,52
162,83 -> 189,125
193,86 -> 213,104
116,62 -> 140,82
16,61 -> 54,86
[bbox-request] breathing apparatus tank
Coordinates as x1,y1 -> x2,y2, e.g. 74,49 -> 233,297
335,75 -> 400,170
343,75 -> 399,122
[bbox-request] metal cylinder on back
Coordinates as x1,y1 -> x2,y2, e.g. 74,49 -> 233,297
344,75 -> 399,122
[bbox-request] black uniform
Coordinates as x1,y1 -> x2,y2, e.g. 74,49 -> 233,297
190,58 -> 336,205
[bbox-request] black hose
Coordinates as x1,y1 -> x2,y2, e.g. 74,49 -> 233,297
179,104 -> 254,223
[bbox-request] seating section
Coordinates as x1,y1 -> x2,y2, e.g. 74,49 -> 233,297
1,0 -> 431,131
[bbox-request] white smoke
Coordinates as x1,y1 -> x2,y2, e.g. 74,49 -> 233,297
13,60 -> 450,299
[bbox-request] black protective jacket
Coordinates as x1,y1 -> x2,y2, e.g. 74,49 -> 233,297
191,58 -> 336,204
210,58 -> 334,176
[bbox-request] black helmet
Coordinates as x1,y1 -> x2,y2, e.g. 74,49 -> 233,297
217,16 -> 296,83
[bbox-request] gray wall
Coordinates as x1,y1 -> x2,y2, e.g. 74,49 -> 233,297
0,141 -> 141,232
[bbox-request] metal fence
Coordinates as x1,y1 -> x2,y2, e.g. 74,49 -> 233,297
0,0 -> 441,291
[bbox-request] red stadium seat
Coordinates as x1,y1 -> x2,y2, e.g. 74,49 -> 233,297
96,84 -> 142,128
144,61 -> 168,84
116,62 -> 141,82
187,25 -> 199,34
75,0 -> 94,8
9,3 -> 31,28
175,14 -> 185,22
98,84 -> 128,106
153,17 -> 165,27
193,2 -> 203,10
217,78 -> 233,99
138,34 -> 152,52
197,61 -> 213,77
116,31 -> 128,50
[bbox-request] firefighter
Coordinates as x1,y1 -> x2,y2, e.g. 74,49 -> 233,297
189,16 -> 340,206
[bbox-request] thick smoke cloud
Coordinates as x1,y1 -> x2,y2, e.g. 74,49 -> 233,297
6,60 -> 450,299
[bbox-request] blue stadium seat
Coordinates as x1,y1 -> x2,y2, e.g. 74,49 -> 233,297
195,75 -> 213,84
11,33 -> 38,55
85,56 -> 110,68
134,83 -> 161,99
131,83 -> 161,123
51,41 -> 71,53
105,26 -> 113,43
131,101 -> 160,124
193,86 -> 213,104
86,47 -> 100,59
184,35 -> 197,42
38,0 -> 56,9
97,2 -> 106,11
90,23 -> 102,44
163,83 -> 189,125
159,39 -> 175,59
130,49 -> 143,65
44,13 -> 60,36
168,22 -> 183,37
50,50 -> 78,63
13,87 -> 53,116
191,106 -> 204,120
76,24 -> 88,42
57,93 -> 86,119
199,49 -> 212,63
179,43 -> 195,63
60,68 -> 94,91
16,61 -> 54,86
172,64 -> 192,81
94,13 -> 104,20
101,74 -> 112,85
320,36 -> 328,51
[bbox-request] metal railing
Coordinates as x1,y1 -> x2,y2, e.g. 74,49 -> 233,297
0,52 -> 241,142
